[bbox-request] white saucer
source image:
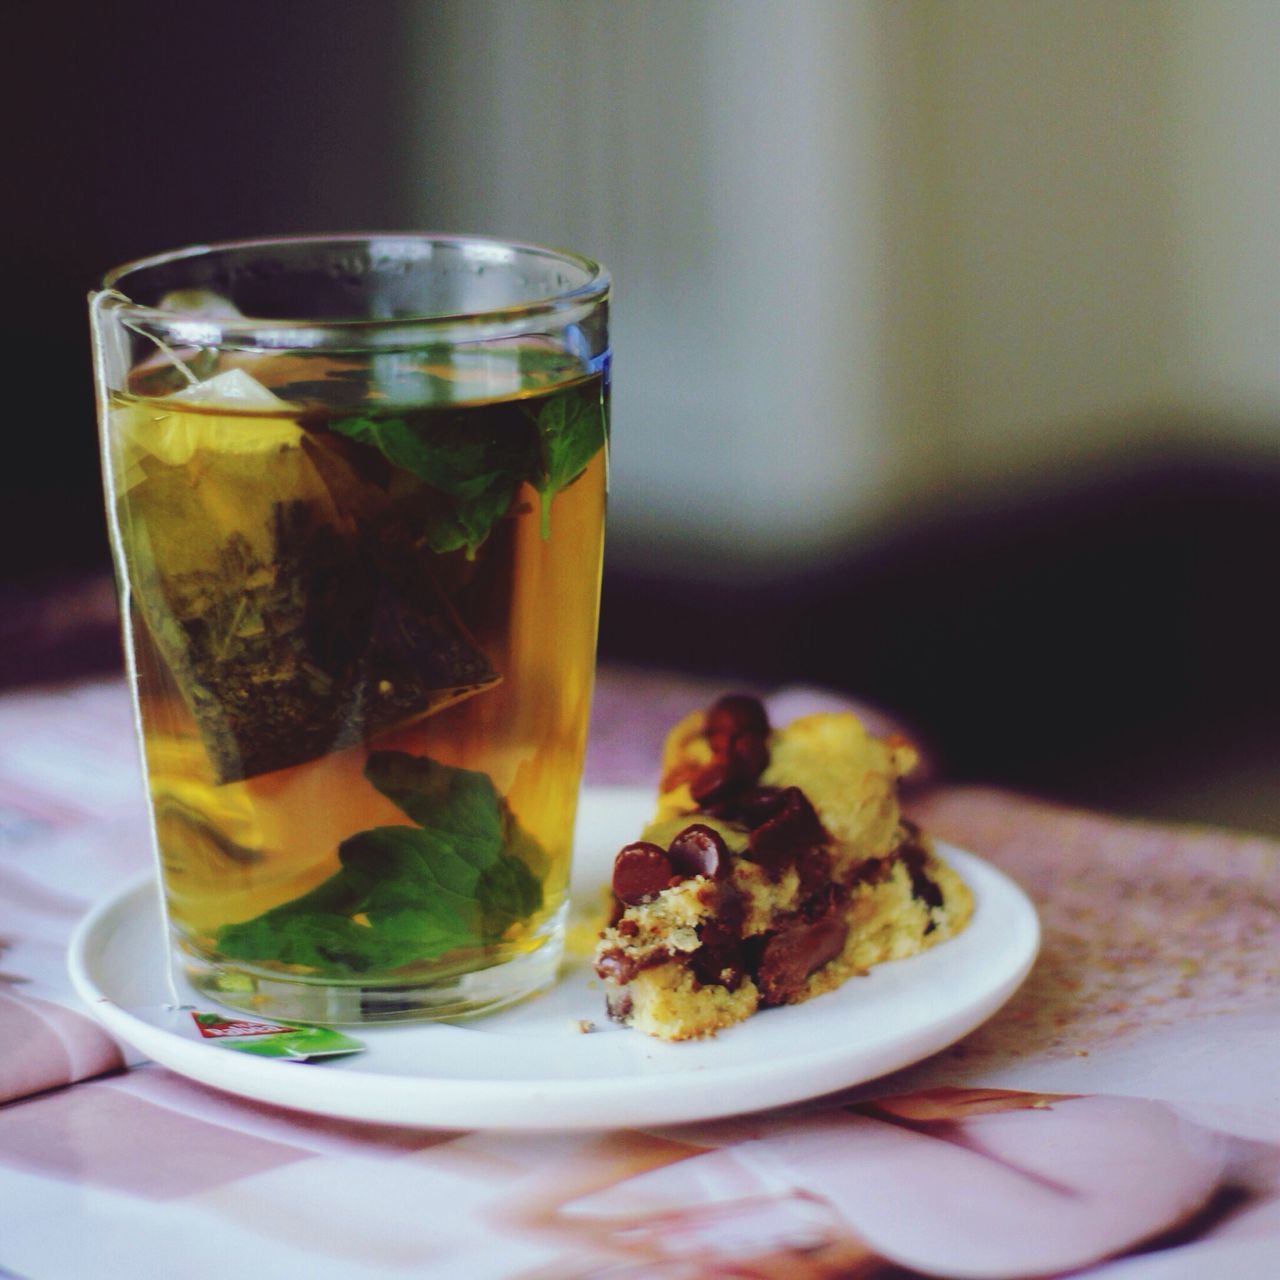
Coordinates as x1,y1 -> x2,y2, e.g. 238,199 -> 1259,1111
67,786 -> 1038,1131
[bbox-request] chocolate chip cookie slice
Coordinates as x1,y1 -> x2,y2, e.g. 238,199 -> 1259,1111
593,695 -> 973,1040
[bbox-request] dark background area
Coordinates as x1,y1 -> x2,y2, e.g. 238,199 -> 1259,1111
2,1 -> 1277,833
0,2 -> 416,593
603,447 -> 1280,826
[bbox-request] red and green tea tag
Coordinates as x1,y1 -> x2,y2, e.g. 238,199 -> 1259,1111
188,1010 -> 364,1060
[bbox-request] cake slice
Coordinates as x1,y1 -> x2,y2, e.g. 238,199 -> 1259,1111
593,695 -> 973,1040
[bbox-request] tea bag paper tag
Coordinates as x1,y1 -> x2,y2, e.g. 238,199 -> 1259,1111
182,1009 -> 366,1059
122,1005 -> 367,1060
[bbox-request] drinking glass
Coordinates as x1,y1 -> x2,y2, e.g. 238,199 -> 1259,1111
90,234 -> 610,1023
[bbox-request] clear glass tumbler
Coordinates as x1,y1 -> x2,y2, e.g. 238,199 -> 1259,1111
90,234 -> 609,1023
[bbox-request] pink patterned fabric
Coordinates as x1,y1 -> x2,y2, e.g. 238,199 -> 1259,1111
1,670 -> 1278,1279
0,993 -> 124,1104
907,786 -> 1280,1071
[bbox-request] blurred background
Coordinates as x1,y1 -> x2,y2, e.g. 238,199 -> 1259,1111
2,0 -> 1277,830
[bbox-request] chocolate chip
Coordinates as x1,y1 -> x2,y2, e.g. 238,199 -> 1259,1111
594,947 -> 632,982
756,917 -> 848,1006
726,730 -> 769,780
612,842 -> 674,905
595,944 -> 673,985
692,697 -> 772,810
605,989 -> 633,1022
706,694 -> 770,744
851,856 -> 888,886
690,759 -> 738,807
910,867 -> 944,912
729,786 -> 788,828
901,849 -> 943,931
796,845 -> 833,899
899,829 -> 944,915
667,823 -> 729,880
690,741 -> 769,809
747,787 -> 829,874
690,919 -> 746,991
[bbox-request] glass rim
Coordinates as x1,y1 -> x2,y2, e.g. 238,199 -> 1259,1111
92,231 -> 611,341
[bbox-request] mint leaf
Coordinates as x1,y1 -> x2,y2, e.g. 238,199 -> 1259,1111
363,750 -> 503,848
327,412 -> 533,556
426,475 -> 522,558
329,415 -> 499,503
325,381 -> 606,551
477,855 -> 544,937
359,754 -> 540,939
215,753 -> 546,974
217,909 -> 397,973
340,824 -> 483,903
530,386 -> 607,537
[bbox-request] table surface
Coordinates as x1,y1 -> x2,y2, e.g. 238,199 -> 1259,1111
2,667 -> 1278,1280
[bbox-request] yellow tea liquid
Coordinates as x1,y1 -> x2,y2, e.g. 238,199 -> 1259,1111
105,354 -> 607,1017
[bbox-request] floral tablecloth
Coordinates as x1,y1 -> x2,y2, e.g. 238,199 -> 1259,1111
2,667 -> 1278,1279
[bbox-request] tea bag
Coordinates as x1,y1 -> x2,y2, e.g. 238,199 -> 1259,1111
158,289 -> 244,319
114,373 -> 498,784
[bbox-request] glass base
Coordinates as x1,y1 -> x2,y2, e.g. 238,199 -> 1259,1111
181,926 -> 566,1026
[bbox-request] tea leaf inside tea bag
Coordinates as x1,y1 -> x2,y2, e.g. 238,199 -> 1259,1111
117,398 -> 498,783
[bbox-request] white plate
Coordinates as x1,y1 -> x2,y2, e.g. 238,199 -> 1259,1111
68,785 -> 1038,1132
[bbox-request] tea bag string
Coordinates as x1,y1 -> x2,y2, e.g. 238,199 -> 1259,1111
99,288 -> 201,386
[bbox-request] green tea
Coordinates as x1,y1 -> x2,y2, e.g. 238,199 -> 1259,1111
106,352 -> 607,1009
